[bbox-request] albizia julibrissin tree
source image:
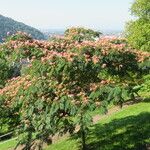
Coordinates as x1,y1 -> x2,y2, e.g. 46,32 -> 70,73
0,32 -> 150,150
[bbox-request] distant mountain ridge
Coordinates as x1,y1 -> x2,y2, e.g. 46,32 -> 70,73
0,15 -> 45,42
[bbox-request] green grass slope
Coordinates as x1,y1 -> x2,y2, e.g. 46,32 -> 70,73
47,101 -> 150,150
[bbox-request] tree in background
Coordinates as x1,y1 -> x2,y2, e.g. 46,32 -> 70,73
65,27 -> 101,42
125,0 -> 150,52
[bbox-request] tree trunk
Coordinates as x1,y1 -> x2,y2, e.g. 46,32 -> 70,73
24,131 -> 32,150
80,113 -> 86,150
81,128 -> 86,150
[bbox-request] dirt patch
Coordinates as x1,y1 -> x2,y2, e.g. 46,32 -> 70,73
93,98 -> 143,124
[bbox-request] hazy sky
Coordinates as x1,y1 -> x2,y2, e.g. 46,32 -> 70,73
0,0 -> 134,30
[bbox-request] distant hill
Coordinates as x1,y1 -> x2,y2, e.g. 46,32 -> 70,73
0,15 -> 45,42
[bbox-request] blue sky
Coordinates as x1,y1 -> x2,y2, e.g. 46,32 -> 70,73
0,0 -> 134,30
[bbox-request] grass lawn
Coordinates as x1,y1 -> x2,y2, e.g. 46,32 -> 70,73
47,100 -> 150,150
0,100 -> 150,150
0,138 -> 17,150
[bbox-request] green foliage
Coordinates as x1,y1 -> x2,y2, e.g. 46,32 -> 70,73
125,0 -> 150,51
64,27 -> 101,42
0,51 -> 11,88
5,32 -> 32,42
125,19 -> 150,51
131,0 -> 150,19
139,74 -> 150,97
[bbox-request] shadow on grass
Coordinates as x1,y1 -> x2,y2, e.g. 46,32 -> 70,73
143,98 -> 150,103
123,97 -> 150,106
87,112 -> 150,150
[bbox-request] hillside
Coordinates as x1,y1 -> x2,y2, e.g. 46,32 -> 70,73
0,15 -> 45,42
